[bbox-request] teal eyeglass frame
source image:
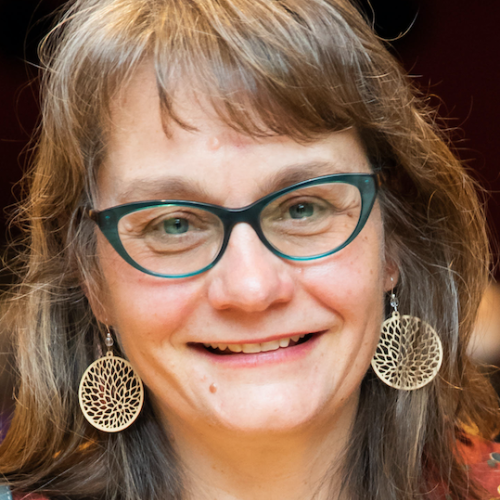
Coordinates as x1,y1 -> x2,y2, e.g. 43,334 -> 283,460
88,173 -> 381,278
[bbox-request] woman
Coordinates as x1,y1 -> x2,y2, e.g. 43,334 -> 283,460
0,0 -> 498,498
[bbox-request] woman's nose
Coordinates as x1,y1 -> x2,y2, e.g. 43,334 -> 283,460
207,223 -> 295,312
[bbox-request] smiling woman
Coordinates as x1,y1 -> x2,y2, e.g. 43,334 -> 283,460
0,1 -> 498,500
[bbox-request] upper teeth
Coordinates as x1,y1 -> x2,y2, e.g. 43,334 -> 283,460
203,334 -> 306,353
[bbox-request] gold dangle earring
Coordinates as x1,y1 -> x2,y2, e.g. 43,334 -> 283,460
79,327 -> 144,432
371,284 -> 443,391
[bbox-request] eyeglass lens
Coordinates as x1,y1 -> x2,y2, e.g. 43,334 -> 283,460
117,181 -> 362,276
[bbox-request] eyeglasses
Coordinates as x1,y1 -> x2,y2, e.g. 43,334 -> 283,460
88,173 -> 380,278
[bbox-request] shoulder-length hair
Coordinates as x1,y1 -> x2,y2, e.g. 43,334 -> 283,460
0,0 -> 497,499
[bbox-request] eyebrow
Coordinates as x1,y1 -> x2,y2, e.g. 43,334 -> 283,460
265,161 -> 343,192
115,176 -> 212,204
113,160 -> 348,205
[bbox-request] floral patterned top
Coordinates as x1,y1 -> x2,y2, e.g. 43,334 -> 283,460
450,435 -> 500,500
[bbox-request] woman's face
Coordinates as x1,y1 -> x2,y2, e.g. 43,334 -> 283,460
93,68 -> 394,436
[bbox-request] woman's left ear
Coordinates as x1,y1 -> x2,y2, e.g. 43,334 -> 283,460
383,259 -> 400,292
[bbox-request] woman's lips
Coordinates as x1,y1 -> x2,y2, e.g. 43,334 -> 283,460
203,333 -> 313,354
190,331 -> 326,365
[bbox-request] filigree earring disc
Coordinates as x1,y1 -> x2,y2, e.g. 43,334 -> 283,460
371,311 -> 443,390
79,351 -> 144,432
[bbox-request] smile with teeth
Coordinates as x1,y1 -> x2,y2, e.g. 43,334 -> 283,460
202,333 -> 313,354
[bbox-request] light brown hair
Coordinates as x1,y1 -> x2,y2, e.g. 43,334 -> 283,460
0,0 -> 498,498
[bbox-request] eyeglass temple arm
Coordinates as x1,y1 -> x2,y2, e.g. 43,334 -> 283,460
375,172 -> 384,188
88,209 -> 99,222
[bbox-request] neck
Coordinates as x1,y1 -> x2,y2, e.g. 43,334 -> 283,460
164,394 -> 358,500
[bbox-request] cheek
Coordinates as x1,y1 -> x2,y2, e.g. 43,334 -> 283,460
96,236 -> 203,345
300,230 -> 386,338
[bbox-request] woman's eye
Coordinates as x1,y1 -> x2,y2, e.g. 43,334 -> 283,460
162,217 -> 190,234
288,203 -> 315,219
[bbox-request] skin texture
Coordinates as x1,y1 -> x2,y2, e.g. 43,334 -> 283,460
92,66 -> 397,500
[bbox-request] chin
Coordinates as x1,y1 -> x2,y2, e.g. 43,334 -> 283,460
194,380 -> 349,436
216,408 -> 318,435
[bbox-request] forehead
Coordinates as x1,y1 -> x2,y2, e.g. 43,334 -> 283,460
99,66 -> 370,208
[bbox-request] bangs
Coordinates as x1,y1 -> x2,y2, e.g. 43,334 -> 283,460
41,0 -> 396,165
151,0 -> 376,140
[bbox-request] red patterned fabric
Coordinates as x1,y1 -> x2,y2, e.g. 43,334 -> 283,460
455,435 -> 500,499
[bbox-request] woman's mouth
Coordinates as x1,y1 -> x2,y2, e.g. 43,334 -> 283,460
201,333 -> 314,355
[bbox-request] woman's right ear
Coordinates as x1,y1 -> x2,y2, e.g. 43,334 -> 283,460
81,280 -> 111,325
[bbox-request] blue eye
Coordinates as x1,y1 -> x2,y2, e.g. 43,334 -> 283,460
289,203 -> 314,219
163,218 -> 189,234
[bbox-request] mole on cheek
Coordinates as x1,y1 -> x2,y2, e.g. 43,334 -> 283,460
209,383 -> 218,394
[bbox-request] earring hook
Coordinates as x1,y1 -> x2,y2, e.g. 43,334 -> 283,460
389,276 -> 399,313
105,326 -> 114,356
